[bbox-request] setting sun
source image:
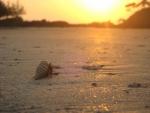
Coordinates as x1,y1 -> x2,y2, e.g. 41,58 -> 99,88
82,0 -> 121,13
2,0 -> 134,23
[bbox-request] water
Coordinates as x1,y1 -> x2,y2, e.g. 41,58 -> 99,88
0,28 -> 150,113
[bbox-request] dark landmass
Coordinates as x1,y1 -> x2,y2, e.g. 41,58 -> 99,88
0,17 -> 115,28
118,8 -> 150,28
0,8 -> 150,28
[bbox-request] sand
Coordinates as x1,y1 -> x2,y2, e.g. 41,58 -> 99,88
0,28 -> 150,113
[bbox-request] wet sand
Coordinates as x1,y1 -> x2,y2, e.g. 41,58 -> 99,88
0,28 -> 150,113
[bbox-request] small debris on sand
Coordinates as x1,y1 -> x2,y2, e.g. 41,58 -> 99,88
129,82 -> 150,88
52,72 -> 59,75
18,50 -> 22,53
145,105 -> 150,108
128,83 -> 142,88
48,88 -> 52,91
82,65 -> 104,71
52,65 -> 62,69
14,58 -> 20,61
128,83 -> 149,88
48,83 -> 52,86
137,44 -> 145,48
91,83 -> 98,87
106,73 -> 116,76
75,75 -> 80,77
123,89 -> 129,94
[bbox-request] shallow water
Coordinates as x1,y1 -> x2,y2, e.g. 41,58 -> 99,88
0,28 -> 150,113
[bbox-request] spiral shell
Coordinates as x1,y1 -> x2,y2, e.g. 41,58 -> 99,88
34,61 -> 52,80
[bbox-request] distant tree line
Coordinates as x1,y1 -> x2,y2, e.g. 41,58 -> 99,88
0,0 -> 24,19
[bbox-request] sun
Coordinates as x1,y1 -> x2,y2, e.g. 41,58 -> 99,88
82,0 -> 121,13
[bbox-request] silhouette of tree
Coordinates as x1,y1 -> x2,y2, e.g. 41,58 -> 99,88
0,0 -> 25,19
9,0 -> 25,17
126,0 -> 150,10
136,0 -> 150,8
0,0 -> 9,18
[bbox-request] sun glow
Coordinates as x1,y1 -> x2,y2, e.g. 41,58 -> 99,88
83,0 -> 121,13
10,0 -> 128,24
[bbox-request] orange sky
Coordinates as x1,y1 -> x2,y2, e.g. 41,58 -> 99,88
6,0 -> 139,24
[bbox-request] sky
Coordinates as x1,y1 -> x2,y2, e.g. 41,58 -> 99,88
5,0 -> 139,24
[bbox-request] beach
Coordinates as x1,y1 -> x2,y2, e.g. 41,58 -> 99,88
0,28 -> 150,113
